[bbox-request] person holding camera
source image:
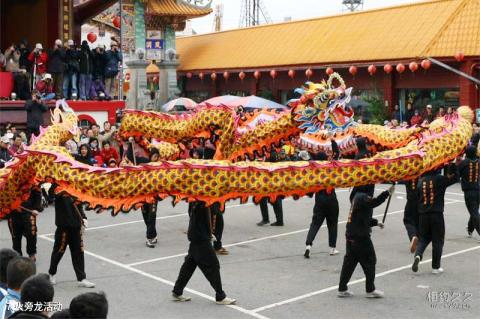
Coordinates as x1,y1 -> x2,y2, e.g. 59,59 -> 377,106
63,40 -> 80,99
24,90 -> 48,142
103,41 -> 122,98
4,44 -> 20,73
47,39 -> 66,99
27,43 -> 48,85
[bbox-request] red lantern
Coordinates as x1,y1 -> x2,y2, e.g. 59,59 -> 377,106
87,32 -> 97,43
270,70 -> 277,79
288,69 -> 296,79
396,63 -> 405,73
409,62 -> 418,72
305,68 -> 313,79
348,66 -> 358,76
454,52 -> 465,62
112,16 -> 121,28
125,73 -> 131,81
199,72 -> 204,80
326,67 -> 334,75
186,72 -> 193,79
239,72 -> 246,80
152,76 -> 159,84
421,59 -> 431,70
210,73 -> 217,80
254,71 -> 261,80
368,65 -> 377,75
223,71 -> 229,80
384,64 -> 393,74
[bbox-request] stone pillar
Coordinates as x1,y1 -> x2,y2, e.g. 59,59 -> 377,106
156,59 -> 180,105
125,59 -> 149,109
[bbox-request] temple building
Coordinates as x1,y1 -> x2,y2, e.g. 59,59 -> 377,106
176,0 -> 480,114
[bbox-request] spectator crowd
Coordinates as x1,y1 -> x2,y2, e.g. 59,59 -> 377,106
0,39 -> 122,101
0,248 -> 108,318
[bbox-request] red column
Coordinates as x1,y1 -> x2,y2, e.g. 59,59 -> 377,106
459,59 -> 478,110
382,73 -> 396,112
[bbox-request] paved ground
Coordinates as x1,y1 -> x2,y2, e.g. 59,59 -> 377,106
1,184 -> 479,319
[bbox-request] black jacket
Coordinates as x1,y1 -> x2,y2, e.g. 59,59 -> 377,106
417,171 -> 457,214
0,148 -> 12,165
92,51 -> 106,79
47,47 -> 66,73
346,190 -> 389,238
187,202 -> 212,243
399,177 -> 419,202
18,188 -> 43,214
64,48 -> 80,75
14,72 -> 31,100
458,158 -> 479,191
79,47 -> 94,75
19,47 -> 31,70
54,194 -> 86,228
103,49 -> 122,77
25,100 -> 48,129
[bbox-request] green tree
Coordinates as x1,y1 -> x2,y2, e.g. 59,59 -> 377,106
363,95 -> 387,125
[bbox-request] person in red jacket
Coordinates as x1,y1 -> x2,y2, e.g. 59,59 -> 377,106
100,140 -> 119,164
35,73 -> 55,100
410,110 -> 423,126
28,43 -> 48,85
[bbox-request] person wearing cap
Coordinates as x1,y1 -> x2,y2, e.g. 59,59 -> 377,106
24,90 -> 48,141
0,136 -> 13,168
35,73 -> 55,100
63,40 -> 80,99
28,43 -> 48,84
103,41 -> 122,97
47,39 -> 66,99
4,44 -> 20,73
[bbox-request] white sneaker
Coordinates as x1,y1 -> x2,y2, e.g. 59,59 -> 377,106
432,268 -> 444,274
146,239 -> 156,248
49,275 -> 56,285
172,293 -> 191,302
329,248 -> 339,256
366,290 -> 384,298
78,279 -> 96,288
216,297 -> 236,305
337,290 -> 354,298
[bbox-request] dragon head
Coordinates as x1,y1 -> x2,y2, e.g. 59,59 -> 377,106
288,73 -> 355,134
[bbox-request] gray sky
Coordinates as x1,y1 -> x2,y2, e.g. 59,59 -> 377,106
190,0 -> 421,34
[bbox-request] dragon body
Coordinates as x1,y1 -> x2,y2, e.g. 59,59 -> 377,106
0,75 -> 474,217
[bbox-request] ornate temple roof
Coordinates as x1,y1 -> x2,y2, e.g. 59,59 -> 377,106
176,0 -> 480,71
146,0 -> 212,18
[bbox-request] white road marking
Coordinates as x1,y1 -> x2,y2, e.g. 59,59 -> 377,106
251,245 -> 480,313
38,234 -> 270,319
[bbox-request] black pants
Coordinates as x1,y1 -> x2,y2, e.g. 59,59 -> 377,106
141,204 -> 157,240
339,237 -> 376,293
8,213 -> 37,256
48,227 -> 86,281
403,200 -> 419,240
305,193 -> 339,247
464,190 -> 480,235
259,197 -> 283,223
211,203 -> 224,250
173,241 -> 226,301
415,213 -> 445,269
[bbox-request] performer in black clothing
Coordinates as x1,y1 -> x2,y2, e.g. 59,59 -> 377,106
411,167 -> 458,274
8,186 -> 43,260
304,150 -> 340,258
457,146 -> 480,238
257,153 -> 284,226
172,202 -> 236,305
142,202 -> 158,248
48,187 -> 95,288
338,184 -> 393,298
399,177 -> 420,252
